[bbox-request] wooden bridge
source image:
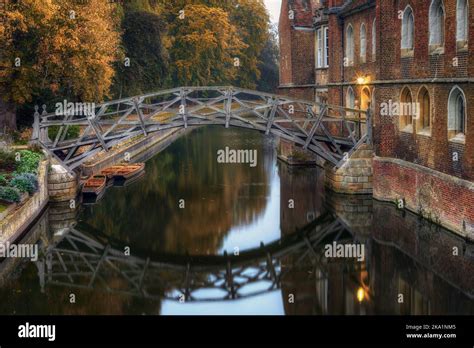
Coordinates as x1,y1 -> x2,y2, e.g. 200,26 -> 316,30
35,213 -> 366,302
33,87 -> 372,171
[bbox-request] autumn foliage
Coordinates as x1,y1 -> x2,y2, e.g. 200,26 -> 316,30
0,0 -> 277,128
0,0 -> 121,105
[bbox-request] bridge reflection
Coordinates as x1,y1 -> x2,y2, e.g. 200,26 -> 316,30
36,212 -> 361,303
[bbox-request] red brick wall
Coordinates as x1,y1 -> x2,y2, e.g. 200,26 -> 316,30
374,84 -> 473,181
373,1 -> 473,181
327,1 -> 376,106
278,0 -> 317,101
373,157 -> 474,238
279,0 -> 293,85
325,0 -> 473,180
278,86 -> 314,101
378,0 -> 472,80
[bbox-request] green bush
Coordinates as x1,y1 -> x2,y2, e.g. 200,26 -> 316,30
0,174 -> 8,186
10,173 -> 38,194
48,125 -> 80,141
15,150 -> 42,174
0,186 -> 21,203
0,149 -> 17,171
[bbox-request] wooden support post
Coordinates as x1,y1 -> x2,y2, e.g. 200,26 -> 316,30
87,116 -> 108,152
265,99 -> 279,135
366,107 -> 373,145
225,88 -> 233,128
133,98 -> 148,136
303,105 -> 326,150
180,88 -> 187,129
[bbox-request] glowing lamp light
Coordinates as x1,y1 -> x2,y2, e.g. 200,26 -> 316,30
357,287 -> 365,303
356,76 -> 367,85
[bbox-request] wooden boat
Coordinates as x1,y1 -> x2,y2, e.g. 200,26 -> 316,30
101,163 -> 145,182
118,170 -> 146,188
82,175 -> 107,202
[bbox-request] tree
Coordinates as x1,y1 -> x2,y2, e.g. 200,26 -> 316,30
0,0 -> 121,129
160,0 -> 270,88
229,0 -> 270,89
256,25 -> 280,93
112,10 -> 170,98
167,4 -> 247,86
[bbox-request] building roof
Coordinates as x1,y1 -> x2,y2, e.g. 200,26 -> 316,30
287,0 -> 319,28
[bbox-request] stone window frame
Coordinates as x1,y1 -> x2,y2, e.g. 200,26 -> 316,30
346,86 -> 356,109
346,24 -> 355,66
399,86 -> 414,133
360,23 -> 367,63
429,0 -> 446,55
456,0 -> 469,51
416,86 -> 432,136
346,86 -> 356,119
447,86 -> 467,144
372,18 -> 376,61
316,25 -> 329,69
401,5 -> 415,57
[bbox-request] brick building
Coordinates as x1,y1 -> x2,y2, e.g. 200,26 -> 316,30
278,0 -> 319,101
279,0 -> 474,238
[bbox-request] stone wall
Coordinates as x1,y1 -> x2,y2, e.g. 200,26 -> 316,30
373,156 -> 474,240
48,164 -> 78,203
0,158 -> 49,244
325,144 -> 374,194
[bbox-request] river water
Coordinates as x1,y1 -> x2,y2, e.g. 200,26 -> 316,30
0,126 -> 473,315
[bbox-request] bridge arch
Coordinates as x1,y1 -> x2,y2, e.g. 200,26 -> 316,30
34,87 -> 371,171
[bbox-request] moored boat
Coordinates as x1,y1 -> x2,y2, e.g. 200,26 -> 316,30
82,175 -> 107,203
101,163 -> 145,182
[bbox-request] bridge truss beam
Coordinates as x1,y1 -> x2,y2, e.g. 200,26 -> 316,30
35,87 -> 372,172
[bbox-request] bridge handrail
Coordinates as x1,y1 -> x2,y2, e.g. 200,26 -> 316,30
35,85 -> 373,171
38,86 -> 371,120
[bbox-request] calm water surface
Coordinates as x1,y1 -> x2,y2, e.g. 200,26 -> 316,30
0,127 -> 473,315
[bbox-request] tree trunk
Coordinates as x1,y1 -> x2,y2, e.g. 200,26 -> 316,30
0,98 -> 17,132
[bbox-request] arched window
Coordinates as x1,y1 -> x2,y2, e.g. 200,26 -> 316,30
401,6 -> 414,50
346,87 -> 356,120
448,86 -> 467,140
360,24 -> 367,62
346,87 -> 355,109
346,25 -> 354,65
457,0 -> 468,46
417,87 -> 431,133
372,19 -> 376,60
429,0 -> 445,49
400,87 -> 413,132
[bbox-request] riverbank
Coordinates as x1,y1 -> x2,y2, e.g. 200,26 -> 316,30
0,157 -> 49,245
0,128 -> 189,250
80,128 -> 188,176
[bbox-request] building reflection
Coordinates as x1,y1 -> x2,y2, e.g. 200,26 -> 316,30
277,164 -> 474,315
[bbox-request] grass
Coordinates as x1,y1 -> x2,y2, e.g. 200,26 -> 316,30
0,203 -> 8,214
